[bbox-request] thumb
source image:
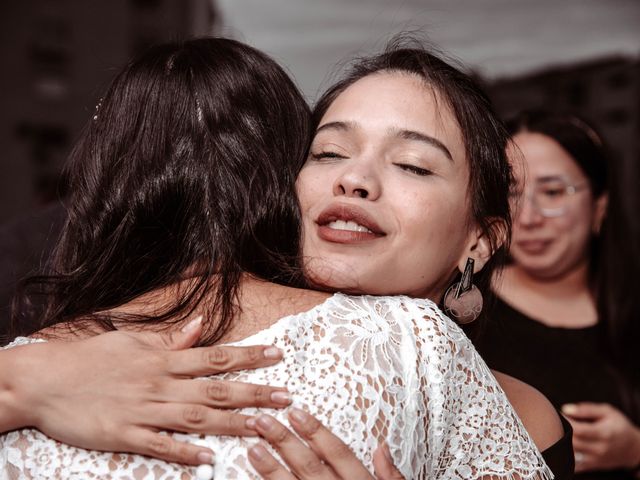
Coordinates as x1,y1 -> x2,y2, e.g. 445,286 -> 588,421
142,316 -> 203,351
562,402 -> 611,421
373,442 -> 404,480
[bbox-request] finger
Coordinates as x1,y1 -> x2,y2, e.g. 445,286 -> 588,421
144,403 -> 257,436
571,437 -> 601,455
372,443 -> 404,480
126,427 -> 214,466
168,345 -> 284,376
562,402 -> 611,421
566,418 -> 602,441
574,452 -> 596,473
286,408 -> 372,479
248,441 -> 296,480
162,379 -> 292,409
252,414 -> 336,479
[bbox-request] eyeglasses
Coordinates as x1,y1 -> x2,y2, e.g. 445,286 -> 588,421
516,176 -> 590,218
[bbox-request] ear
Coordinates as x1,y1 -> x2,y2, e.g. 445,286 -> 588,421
457,219 -> 507,274
592,192 -> 608,235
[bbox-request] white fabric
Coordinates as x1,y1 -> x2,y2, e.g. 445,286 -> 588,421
1,293 -> 552,479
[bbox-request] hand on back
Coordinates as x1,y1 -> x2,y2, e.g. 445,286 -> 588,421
10,318 -> 291,465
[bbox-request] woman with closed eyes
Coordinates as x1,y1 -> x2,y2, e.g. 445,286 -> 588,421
1,38 -> 559,479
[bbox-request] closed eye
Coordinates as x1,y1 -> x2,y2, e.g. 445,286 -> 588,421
310,151 -> 347,161
395,163 -> 433,176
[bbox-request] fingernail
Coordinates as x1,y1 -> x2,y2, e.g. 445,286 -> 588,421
289,407 -> 308,424
562,403 -> 577,414
256,414 -> 275,431
249,443 -> 268,460
246,417 -> 257,429
263,346 -> 282,359
271,390 -> 291,405
196,450 -> 214,464
181,316 -> 203,333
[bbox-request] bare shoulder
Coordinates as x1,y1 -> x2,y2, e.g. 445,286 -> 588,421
492,370 -> 564,452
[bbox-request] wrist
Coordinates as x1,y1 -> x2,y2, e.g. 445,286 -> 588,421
0,348 -> 36,432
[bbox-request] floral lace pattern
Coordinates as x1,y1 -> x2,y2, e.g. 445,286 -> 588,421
1,294 -> 552,479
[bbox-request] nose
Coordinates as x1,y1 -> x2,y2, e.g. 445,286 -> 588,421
332,161 -> 381,200
517,192 -> 544,228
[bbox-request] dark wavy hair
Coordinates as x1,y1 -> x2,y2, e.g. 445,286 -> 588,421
15,37 -> 311,345
311,40 -> 513,322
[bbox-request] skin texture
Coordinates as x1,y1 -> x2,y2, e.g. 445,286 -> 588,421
297,72 -> 493,302
492,372 -> 564,453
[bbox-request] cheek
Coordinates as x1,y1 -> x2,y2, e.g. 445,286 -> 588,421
295,170 -> 320,213
401,192 -> 466,237
555,207 -> 592,237
399,197 -> 466,261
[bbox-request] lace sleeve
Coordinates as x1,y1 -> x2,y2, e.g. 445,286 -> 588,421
288,294 -> 551,479
397,297 -> 553,480
0,299 -> 553,479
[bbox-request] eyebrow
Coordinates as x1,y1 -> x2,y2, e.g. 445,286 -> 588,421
315,121 -> 453,162
535,175 -> 569,183
395,128 -> 453,161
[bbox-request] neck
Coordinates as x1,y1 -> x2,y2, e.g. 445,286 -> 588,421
505,261 -> 591,298
496,260 -> 598,328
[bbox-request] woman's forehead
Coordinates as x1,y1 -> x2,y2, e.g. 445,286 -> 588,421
514,132 -> 586,181
319,72 -> 466,159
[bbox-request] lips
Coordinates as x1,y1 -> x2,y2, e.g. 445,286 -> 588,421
315,204 -> 385,244
516,239 -> 552,254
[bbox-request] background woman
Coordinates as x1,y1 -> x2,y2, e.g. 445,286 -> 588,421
471,110 -> 640,478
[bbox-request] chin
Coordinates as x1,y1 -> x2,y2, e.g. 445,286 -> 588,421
303,259 -> 362,292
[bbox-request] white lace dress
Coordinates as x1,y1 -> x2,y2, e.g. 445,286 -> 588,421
0,294 -> 552,479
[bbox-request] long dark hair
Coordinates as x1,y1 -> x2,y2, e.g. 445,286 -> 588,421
15,37 -> 311,345
311,39 -> 513,322
599,137 -> 640,411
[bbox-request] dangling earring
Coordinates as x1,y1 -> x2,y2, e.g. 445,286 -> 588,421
443,257 -> 483,324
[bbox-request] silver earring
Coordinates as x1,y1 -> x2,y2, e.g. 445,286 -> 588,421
443,257 -> 483,324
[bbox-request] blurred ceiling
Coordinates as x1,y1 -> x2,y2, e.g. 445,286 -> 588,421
216,0 -> 640,99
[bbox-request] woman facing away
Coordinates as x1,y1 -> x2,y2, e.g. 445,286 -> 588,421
1,38 -> 558,479
470,110 -> 640,479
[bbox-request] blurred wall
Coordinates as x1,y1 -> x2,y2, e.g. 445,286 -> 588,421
0,0 -> 216,224
217,0 -> 640,201
216,0 -> 640,100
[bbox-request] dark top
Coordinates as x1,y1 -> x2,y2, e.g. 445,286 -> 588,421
543,415 -> 575,480
468,296 -> 635,480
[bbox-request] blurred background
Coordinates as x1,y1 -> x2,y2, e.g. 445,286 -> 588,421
0,0 -> 639,328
